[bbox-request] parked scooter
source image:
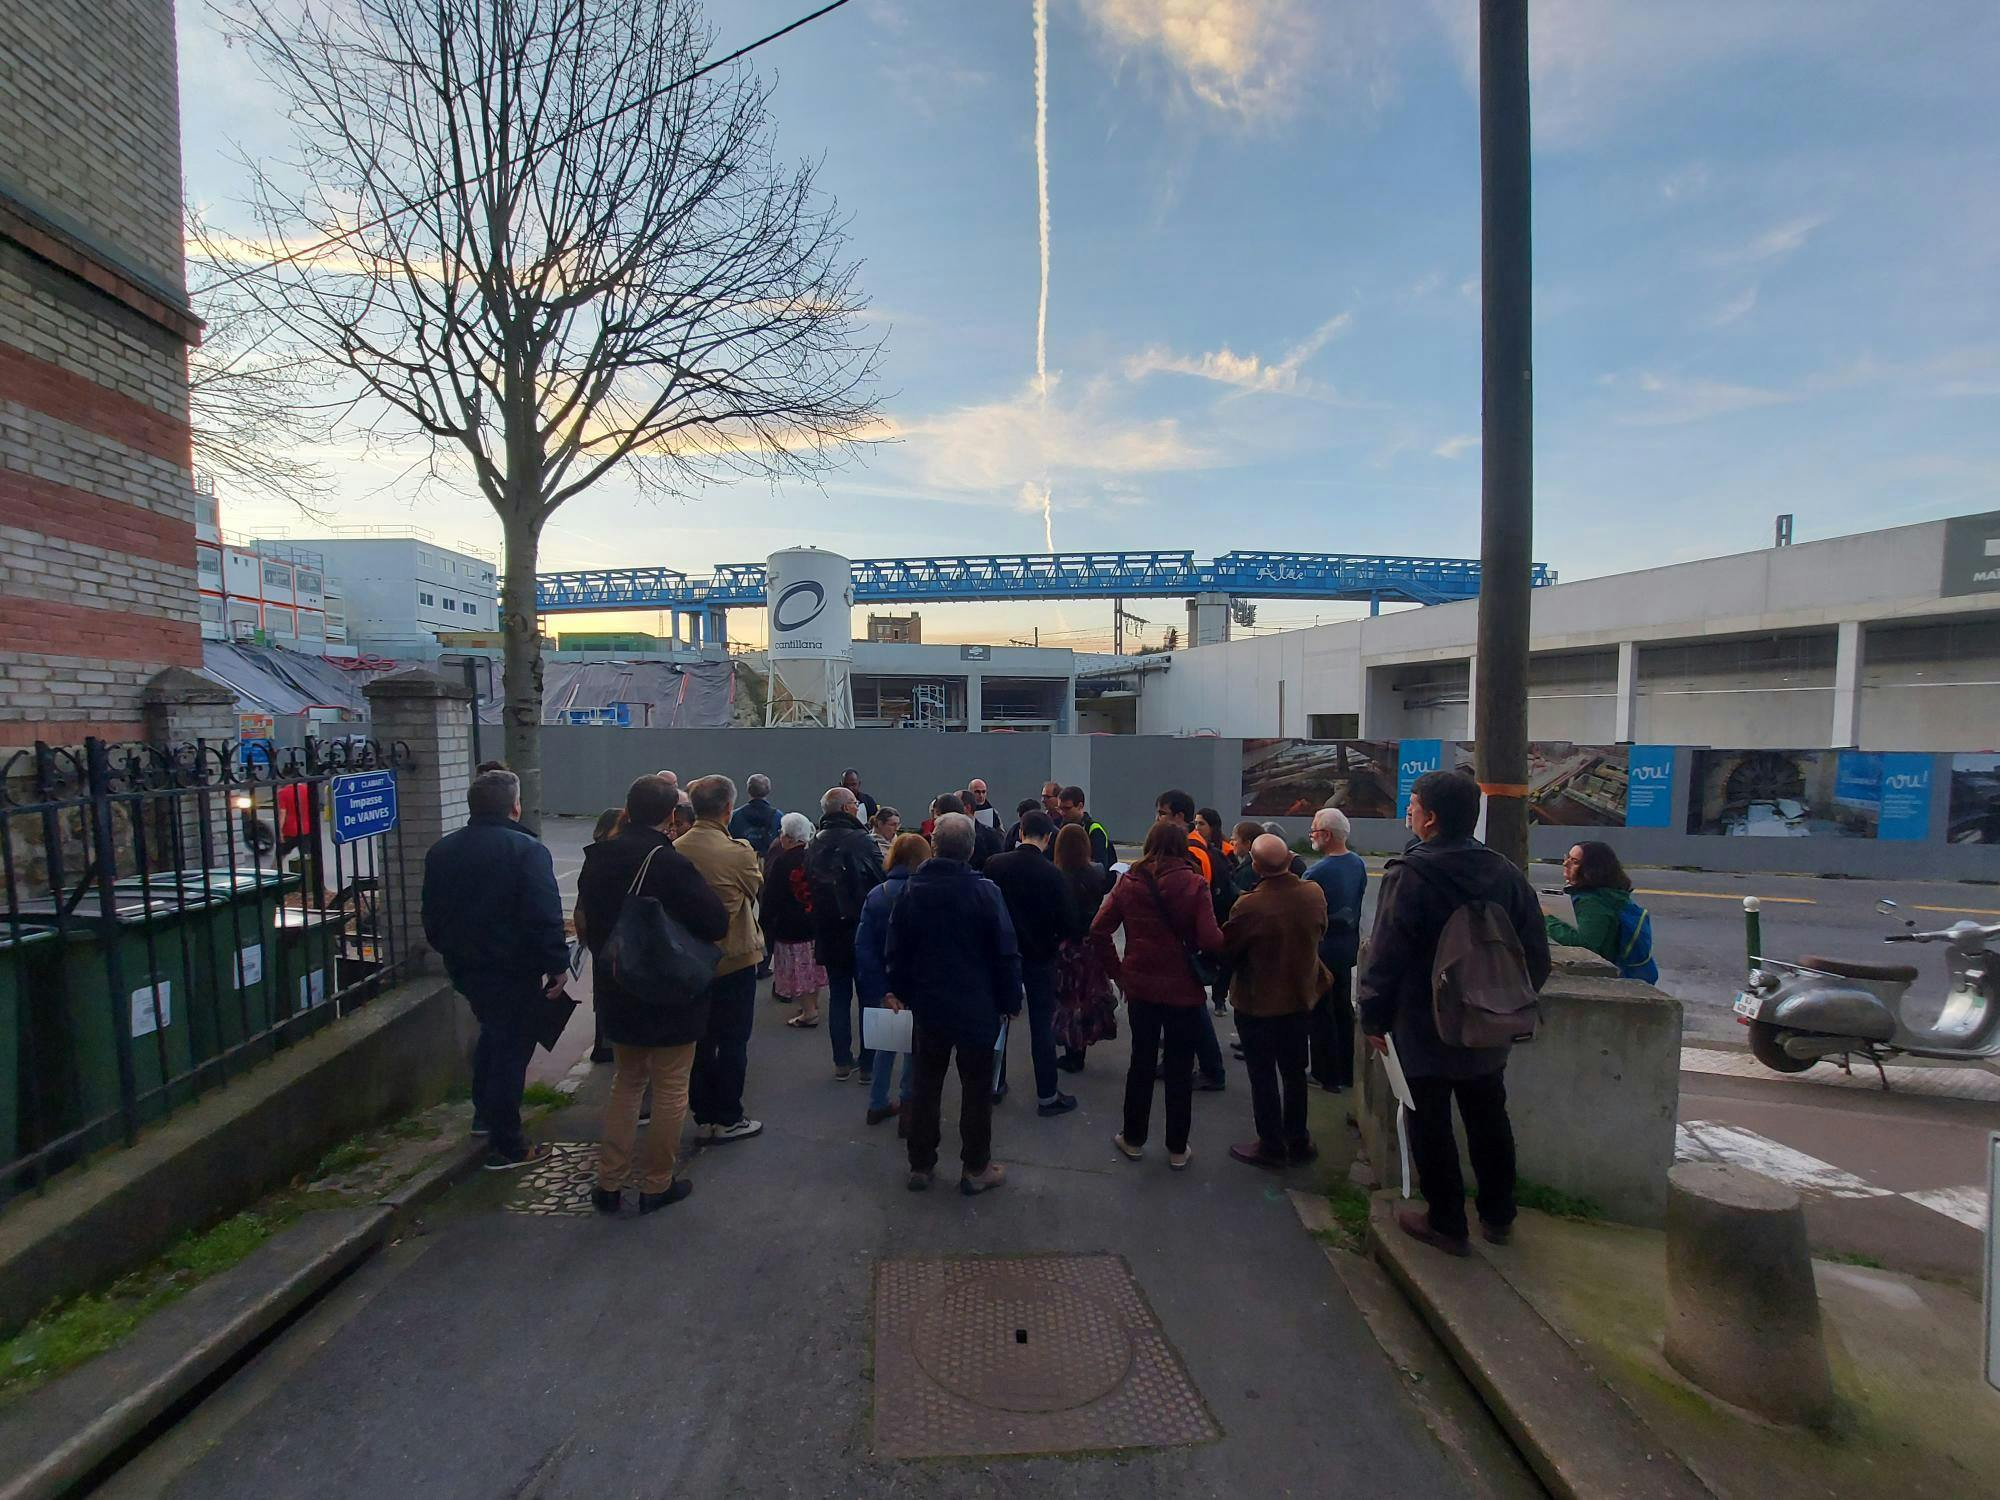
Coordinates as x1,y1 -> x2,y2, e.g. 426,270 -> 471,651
1732,896 -> 2000,1085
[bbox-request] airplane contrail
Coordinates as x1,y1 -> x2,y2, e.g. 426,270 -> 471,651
1033,0 -> 1054,553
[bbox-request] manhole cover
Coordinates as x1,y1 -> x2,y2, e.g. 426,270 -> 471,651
501,1142 -> 600,1216
874,1255 -> 1217,1459
910,1269 -> 1133,1413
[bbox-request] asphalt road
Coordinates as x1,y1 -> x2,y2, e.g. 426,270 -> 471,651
117,971 -> 1478,1499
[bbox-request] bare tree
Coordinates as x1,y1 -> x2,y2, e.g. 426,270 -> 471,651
222,0 -> 881,822
186,208 -> 339,516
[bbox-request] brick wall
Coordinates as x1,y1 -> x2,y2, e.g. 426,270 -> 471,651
0,0 -> 187,290
0,0 -> 200,750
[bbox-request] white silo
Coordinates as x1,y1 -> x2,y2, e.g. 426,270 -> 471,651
764,547 -> 855,728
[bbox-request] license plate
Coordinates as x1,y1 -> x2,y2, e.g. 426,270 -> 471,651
1733,993 -> 1761,1019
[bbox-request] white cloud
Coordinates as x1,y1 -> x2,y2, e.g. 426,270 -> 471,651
900,375 -> 1213,498
1073,0 -> 1403,122
1432,434 -> 1480,459
1659,163 -> 1711,203
1612,371 -> 1793,426
1124,311 -> 1353,398
1710,215 -> 1829,267
1710,286 -> 1759,328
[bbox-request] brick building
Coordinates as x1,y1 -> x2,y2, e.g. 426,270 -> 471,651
0,0 -> 202,746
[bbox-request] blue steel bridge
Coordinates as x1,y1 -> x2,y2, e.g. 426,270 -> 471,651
536,549 -> 1554,645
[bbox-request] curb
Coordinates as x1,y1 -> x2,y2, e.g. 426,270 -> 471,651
1367,1195 -> 1712,1500
0,1133 -> 488,1500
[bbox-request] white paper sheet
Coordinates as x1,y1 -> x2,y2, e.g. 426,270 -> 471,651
861,1006 -> 914,1054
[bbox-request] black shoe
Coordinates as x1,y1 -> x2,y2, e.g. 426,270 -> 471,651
482,1142 -> 552,1172
1212,1002 -> 1228,1015
1289,1140 -> 1320,1166
1057,1053 -> 1085,1074
638,1180 -> 693,1213
906,1169 -> 932,1192
1481,1219 -> 1514,1246
992,1083 -> 1009,1105
592,1187 -> 623,1215
1037,1092 -> 1078,1117
1195,1076 -> 1227,1093
589,1048 -> 614,1065
637,1104 -> 652,1125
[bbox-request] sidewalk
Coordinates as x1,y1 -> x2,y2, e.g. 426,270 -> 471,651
109,985 -> 1481,1498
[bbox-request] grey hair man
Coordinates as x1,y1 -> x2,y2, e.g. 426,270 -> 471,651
677,774 -> 766,1145
807,783 -> 886,1078
728,772 -> 783,863
887,811 -> 1023,1195
1304,806 -> 1366,1096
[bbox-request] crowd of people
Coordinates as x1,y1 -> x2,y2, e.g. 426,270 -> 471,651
422,758 -> 1555,1257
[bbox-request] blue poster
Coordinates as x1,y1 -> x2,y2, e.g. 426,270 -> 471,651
331,771 -> 399,845
1834,751 -> 1882,808
1397,740 -> 1443,807
1625,745 -> 1676,828
1877,753 -> 1933,842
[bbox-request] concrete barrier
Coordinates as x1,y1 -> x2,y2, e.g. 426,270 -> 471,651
0,975 -> 470,1337
1357,949 -> 1681,1226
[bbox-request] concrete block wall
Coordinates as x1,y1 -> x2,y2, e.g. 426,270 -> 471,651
0,0 -> 199,748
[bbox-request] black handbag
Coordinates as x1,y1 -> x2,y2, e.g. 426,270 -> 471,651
1139,865 -> 1221,988
602,846 -> 722,1008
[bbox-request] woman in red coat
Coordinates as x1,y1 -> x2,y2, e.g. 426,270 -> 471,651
1090,821 -> 1224,1171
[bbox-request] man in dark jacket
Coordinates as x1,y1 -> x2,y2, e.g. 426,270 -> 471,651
1305,807 -> 1368,1092
840,768 -> 878,821
807,786 -> 885,1080
1359,771 -> 1551,1256
983,811 -> 1082,1117
421,769 -> 569,1171
887,814 -> 1022,1195
575,775 -> 730,1215
727,773 -> 783,856
1057,786 -> 1116,874
1222,835 -> 1329,1169
931,792 -> 1001,869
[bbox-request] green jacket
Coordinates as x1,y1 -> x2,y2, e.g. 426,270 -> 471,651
1545,885 -> 1631,963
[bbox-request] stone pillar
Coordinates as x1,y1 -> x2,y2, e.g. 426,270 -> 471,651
965,671 -> 984,731
1830,620 -> 1863,748
1663,1162 -> 1835,1427
143,667 -> 240,868
1614,640 -> 1639,743
363,668 -> 474,966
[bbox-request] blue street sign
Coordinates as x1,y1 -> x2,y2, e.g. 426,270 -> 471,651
1625,746 -> 1676,828
1876,753 -> 1933,842
1397,740 -> 1442,806
331,771 -> 398,845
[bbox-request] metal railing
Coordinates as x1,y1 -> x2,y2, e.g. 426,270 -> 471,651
0,736 -> 415,1196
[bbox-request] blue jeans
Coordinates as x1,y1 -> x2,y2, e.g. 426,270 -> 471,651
826,958 -> 872,1074
868,1046 -> 916,1110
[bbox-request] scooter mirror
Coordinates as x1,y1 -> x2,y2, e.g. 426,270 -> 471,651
1875,899 -> 1899,916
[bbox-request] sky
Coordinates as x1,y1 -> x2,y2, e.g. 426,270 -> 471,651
176,0 -> 2000,652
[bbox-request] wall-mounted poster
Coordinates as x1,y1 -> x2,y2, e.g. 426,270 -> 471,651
1876,753 -> 1935,842
1948,754 -> 2000,844
1240,739 -> 1399,819
1686,748 -> 1874,838
1625,746 -> 1676,828
1524,743 -> 1629,827
1396,740 -> 1444,806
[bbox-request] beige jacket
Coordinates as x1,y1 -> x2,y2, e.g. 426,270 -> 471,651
674,819 -> 766,976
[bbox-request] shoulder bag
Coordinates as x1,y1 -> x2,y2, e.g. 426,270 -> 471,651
1138,864 -> 1221,988
602,845 -> 722,1008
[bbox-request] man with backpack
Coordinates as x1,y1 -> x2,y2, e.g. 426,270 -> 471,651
1359,770 -> 1550,1257
807,786 -> 886,1081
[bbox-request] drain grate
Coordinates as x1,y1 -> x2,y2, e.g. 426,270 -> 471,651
874,1254 -> 1217,1459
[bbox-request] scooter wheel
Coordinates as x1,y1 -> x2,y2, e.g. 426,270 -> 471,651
1748,1021 -> 1818,1074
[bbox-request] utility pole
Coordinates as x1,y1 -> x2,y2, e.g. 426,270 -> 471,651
1475,0 -> 1533,870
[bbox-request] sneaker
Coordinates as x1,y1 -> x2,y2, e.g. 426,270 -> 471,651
1036,1093 -> 1078,1117
1212,1001 -> 1228,1015
1057,1053 -> 1085,1074
1113,1134 -> 1144,1162
833,1065 -> 854,1082
710,1118 -> 763,1143
906,1169 -> 933,1192
959,1162 -> 1007,1196
1167,1148 -> 1192,1172
637,1103 -> 653,1125
855,1069 -> 874,1086
470,1120 -> 490,1138
1229,1141 -> 1286,1170
1195,1076 -> 1227,1093
638,1180 -> 693,1213
867,1103 -> 901,1126
1395,1206 -> 1472,1258
482,1142 -> 553,1172
694,1122 -> 718,1144
1481,1220 -> 1514,1246
592,1187 -> 623,1215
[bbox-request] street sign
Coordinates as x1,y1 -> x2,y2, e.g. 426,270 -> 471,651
1986,1131 -> 1998,1394
331,771 -> 398,845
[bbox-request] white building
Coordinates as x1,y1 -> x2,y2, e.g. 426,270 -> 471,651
255,531 -> 497,657
1117,511 -> 2000,752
